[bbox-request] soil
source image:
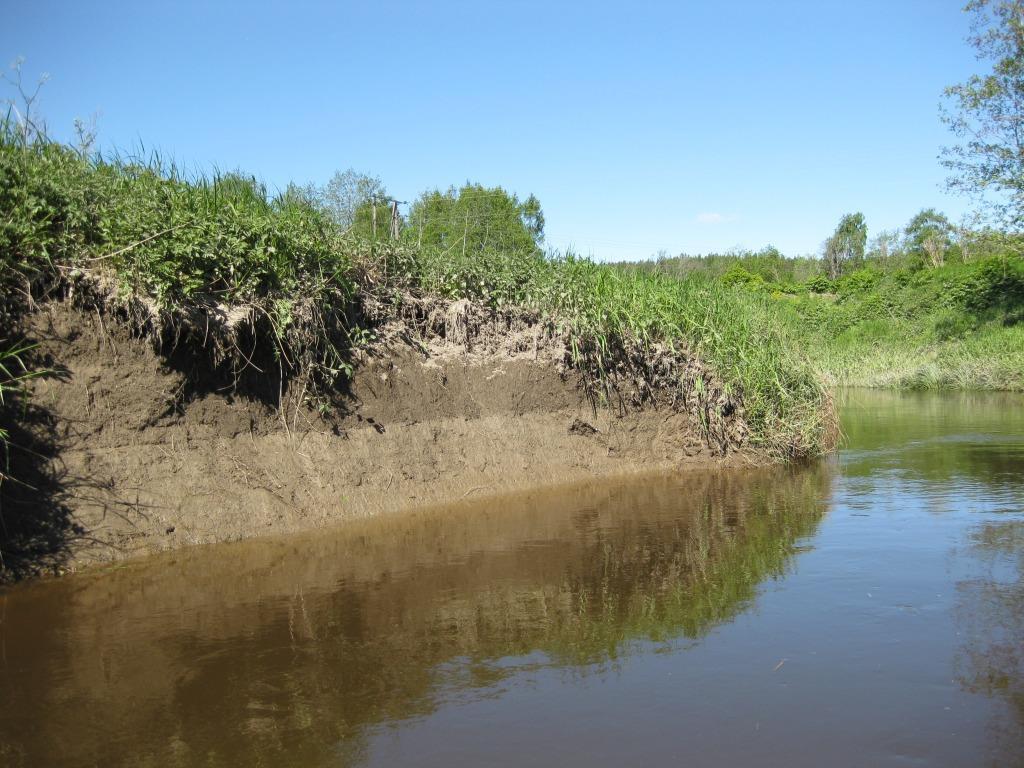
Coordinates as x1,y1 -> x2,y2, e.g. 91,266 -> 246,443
11,302 -> 749,576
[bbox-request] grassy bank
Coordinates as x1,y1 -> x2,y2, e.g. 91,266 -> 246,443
774,258 -> 1024,390
0,123 -> 835,463
618,249 -> 1024,392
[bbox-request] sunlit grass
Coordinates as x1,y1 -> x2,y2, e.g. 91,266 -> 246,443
769,265 -> 1024,392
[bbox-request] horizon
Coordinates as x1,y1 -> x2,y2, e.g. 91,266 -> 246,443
3,0 -> 978,261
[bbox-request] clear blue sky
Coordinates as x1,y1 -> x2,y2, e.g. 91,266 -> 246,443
3,1 -> 978,261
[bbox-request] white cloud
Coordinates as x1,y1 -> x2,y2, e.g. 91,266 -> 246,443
695,212 -> 735,225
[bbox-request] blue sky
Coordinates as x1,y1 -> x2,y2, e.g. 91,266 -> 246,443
3,1 -> 978,260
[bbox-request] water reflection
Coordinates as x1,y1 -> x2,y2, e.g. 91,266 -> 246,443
0,466 -> 829,768
838,389 -> 1024,488
839,389 -> 1024,767
955,519 -> 1024,762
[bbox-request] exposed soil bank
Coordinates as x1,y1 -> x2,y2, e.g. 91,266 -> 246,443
7,303 -> 749,578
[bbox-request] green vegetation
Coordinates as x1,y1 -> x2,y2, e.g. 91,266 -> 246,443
782,256 -> 1024,390
618,224 -> 1024,391
405,183 -> 545,253
0,111 -> 834,462
824,212 -> 867,280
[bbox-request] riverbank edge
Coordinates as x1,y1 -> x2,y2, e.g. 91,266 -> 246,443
2,300 -> 759,581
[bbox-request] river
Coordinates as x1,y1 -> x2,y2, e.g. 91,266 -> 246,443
1,389 -> 1022,766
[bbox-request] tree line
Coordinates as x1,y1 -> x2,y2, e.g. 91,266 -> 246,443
289,171 -> 546,256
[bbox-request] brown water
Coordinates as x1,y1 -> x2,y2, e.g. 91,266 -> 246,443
1,389 -> 1023,767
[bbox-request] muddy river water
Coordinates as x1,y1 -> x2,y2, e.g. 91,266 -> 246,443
1,389 -> 1023,767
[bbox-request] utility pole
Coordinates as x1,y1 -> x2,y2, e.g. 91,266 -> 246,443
390,199 -> 400,241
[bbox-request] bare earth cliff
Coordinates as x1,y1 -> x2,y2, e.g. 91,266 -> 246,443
17,301 -> 749,574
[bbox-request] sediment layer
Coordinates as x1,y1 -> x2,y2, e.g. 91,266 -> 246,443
10,302 -> 748,576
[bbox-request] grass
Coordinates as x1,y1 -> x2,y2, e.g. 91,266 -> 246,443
613,244 -> 1024,394
770,258 -> 1024,391
798,320 -> 1024,390
1,119 -> 375,390
0,119 -> 836,460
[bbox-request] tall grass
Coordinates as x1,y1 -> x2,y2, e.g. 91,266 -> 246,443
0,119 -> 835,459
763,259 -> 1024,391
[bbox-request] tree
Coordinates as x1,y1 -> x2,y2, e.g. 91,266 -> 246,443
519,194 -> 545,244
941,0 -> 1024,229
406,184 -> 545,254
304,169 -> 387,230
953,217 -> 979,261
904,209 -> 953,267
869,229 -> 900,263
823,212 -> 867,279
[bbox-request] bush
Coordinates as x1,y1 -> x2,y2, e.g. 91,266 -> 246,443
804,274 -> 834,294
932,310 -> 975,341
949,257 -> 1024,313
721,265 -> 766,290
835,267 -> 881,297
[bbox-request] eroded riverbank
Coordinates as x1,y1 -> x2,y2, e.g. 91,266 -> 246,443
6,302 -> 750,577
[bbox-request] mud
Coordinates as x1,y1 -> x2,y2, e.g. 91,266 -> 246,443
11,302 -> 748,576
